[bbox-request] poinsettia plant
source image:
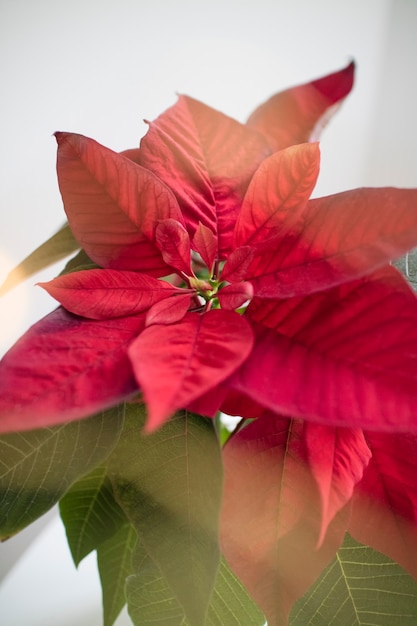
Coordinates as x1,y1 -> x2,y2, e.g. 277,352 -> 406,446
1,60 -> 417,625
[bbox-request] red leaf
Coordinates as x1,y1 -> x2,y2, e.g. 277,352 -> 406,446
221,246 -> 255,282
247,187 -> 417,298
55,132 -> 183,275
246,61 -> 355,150
217,281 -> 253,310
138,96 -> 271,256
233,143 -> 320,247
219,388 -> 264,419
350,431 -> 417,578
304,423 -> 371,544
39,269 -> 181,319
192,222 -> 218,272
220,413 -> 348,625
232,267 -> 417,432
0,308 -> 144,432
145,292 -> 192,326
128,310 -> 254,431
155,219 -> 193,275
119,147 -> 141,164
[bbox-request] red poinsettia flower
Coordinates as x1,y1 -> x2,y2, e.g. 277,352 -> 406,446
2,62 -> 417,625
1,59 -> 417,438
0,61 -> 361,432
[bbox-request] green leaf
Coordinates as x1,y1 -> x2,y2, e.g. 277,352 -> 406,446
290,533 -> 417,625
98,522 -> 137,626
59,465 -> 127,566
108,404 -> 223,626
126,546 -> 265,626
126,541 -> 184,626
0,223 -> 80,295
207,558 -> 265,626
0,404 -> 125,539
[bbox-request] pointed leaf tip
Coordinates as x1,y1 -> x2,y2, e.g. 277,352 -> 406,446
311,60 -> 355,102
129,310 -> 254,432
234,142 -> 320,247
246,61 -> 355,150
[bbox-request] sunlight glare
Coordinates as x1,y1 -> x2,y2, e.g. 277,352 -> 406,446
0,251 -> 30,357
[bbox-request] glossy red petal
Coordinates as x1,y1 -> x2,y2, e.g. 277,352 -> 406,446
39,269 -> 181,319
350,431 -> 417,578
248,187 -> 417,298
145,292 -> 192,326
128,310 -> 254,432
232,267 -> 417,432
217,281 -> 253,310
246,61 -> 355,150
0,308 -> 144,432
55,132 -> 183,275
155,219 -> 193,275
139,96 -> 271,256
220,413 -> 348,625
304,423 -> 371,544
234,143 -> 320,247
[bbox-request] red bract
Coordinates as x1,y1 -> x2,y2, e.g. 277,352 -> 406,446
220,414 -> 364,624
2,61 -> 417,622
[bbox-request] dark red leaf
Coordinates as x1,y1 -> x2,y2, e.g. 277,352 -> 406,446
39,269 -> 181,319
350,431 -> 417,579
219,388 -> 264,419
155,219 -> 193,275
217,281 -> 253,310
192,222 -> 218,272
233,143 -> 320,247
145,292 -> 192,326
247,187 -> 417,298
128,310 -> 254,431
220,413 -> 348,625
246,61 -> 355,150
0,308 -> 143,432
232,267 -> 417,432
55,132 -> 183,276
138,95 -> 271,257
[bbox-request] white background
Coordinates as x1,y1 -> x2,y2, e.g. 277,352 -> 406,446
0,1 -> 416,624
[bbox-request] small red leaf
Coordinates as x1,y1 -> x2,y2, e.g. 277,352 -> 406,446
145,292 -> 192,326
217,281 -> 253,310
234,143 -> 320,247
192,222 -> 218,272
219,388 -> 264,419
55,132 -> 183,275
220,413 -> 348,625
0,308 -> 144,432
128,310 -> 254,431
350,431 -> 417,579
246,61 -> 355,150
221,246 -> 255,282
155,219 -> 193,275
39,269 -> 181,319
